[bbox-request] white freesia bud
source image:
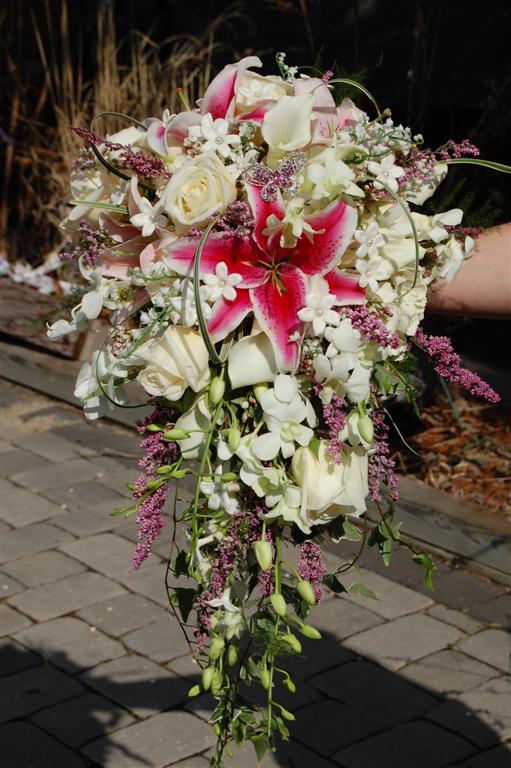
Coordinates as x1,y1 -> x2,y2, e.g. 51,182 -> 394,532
357,415 -> 374,444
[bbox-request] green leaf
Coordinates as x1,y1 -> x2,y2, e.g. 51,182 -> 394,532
170,587 -> 196,623
323,573 -> 347,594
193,221 -> 222,365
111,504 -> 136,518
252,735 -> 271,762
69,199 -> 129,214
308,436 -> 321,458
348,581 -> 378,600
340,520 -> 362,542
412,553 -> 437,592
448,157 -> 511,174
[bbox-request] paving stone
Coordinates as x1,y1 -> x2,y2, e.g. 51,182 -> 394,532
205,739 -> 335,767
463,744 -> 511,767
77,592 -> 165,636
2,549 -> 85,587
123,617 -> 190,662
42,479 -> 127,512
61,532 -> 143,578
13,432 -> 84,462
0,603 -> 32,635
82,710 -> 215,767
97,466 -> 140,498
81,655 -> 190,718
358,542 -> 451,594
0,522 -> 75,563
53,422 -> 137,456
31,692 -> 135,747
15,617 -> 125,673
52,504 -> 126,536
430,570 -> 505,618
311,596 -> 383,640
311,659 -> 437,727
8,572 -> 126,621
0,439 -> 14,453
400,649 -> 500,695
427,604 -> 483,634
10,458 -> 102,492
169,757 -> 210,768
0,638 -> 42,677
456,629 -> 510,673
0,570 -> 24,597
0,721 -> 86,768
0,663 -> 83,721
1,484 -> 66,527
467,592 -> 511,627
284,635 -> 355,680
342,568 -> 433,619
167,652 -> 203,681
344,613 -> 464,671
292,698 -> 383,756
333,720 -> 475,767
0,519 -> 12,536
427,676 -> 511,748
119,561 -> 170,606
0,450 -> 50,478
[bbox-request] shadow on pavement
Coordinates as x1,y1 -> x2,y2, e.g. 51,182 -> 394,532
0,630 -> 505,768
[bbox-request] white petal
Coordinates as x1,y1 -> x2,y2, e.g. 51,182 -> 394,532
274,374 -> 298,403
252,431 -> 281,461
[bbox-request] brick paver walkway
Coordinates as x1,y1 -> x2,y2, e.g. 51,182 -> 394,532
1,378 -> 510,767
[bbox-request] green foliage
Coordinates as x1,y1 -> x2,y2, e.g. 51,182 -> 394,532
368,518 -> 401,566
412,553 -> 437,592
348,581 -> 378,600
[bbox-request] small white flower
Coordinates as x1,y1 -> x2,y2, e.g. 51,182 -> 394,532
207,587 -> 238,613
202,262 -> 242,302
354,222 -> 387,259
130,197 -> 167,238
367,153 -> 405,193
297,276 -> 340,336
356,254 -> 394,292
188,114 -> 241,159
200,465 -> 239,515
170,278 -> 211,327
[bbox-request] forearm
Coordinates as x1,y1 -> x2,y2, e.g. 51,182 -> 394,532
426,224 -> 511,317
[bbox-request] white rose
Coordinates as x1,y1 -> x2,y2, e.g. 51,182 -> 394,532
235,72 -> 291,113
161,151 -> 237,233
292,441 -> 369,527
136,325 -> 210,400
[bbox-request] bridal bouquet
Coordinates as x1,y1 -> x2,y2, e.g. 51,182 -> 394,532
50,54 -> 501,764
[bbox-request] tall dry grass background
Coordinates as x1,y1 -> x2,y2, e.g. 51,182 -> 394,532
1,0 -> 243,263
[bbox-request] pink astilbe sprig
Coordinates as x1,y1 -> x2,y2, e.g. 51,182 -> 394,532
297,542 -> 327,602
368,411 -> 399,503
346,306 -> 401,350
130,406 -> 180,570
322,394 -> 347,463
437,139 -> 480,161
61,221 -> 116,268
415,327 -> 500,403
69,126 -> 171,181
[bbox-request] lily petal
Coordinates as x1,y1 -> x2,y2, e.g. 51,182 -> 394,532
164,234 -> 266,288
250,266 -> 306,372
200,56 -> 262,120
324,269 -> 365,305
245,183 -> 286,254
208,289 -> 253,342
288,198 -> 358,276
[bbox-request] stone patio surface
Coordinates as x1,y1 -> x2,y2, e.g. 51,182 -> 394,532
1,378 -> 510,768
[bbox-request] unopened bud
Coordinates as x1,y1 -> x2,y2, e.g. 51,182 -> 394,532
145,479 -> 162,490
163,428 -> 190,441
227,644 -> 238,667
297,579 -> 316,605
155,465 -> 173,475
209,635 -> 225,661
299,624 -> 322,640
187,684 -> 201,697
221,471 -> 237,482
253,540 -> 273,572
260,665 -> 271,690
209,376 -> 225,405
280,633 -> 302,654
279,707 -> 296,722
270,592 -> 287,617
201,666 -> 215,691
146,424 -> 162,432
283,676 -> 296,693
172,468 -> 189,479
253,383 -> 268,403
210,668 -> 223,695
227,426 -> 241,452
358,415 -> 374,443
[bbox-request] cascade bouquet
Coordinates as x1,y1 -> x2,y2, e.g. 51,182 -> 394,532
50,54 -> 503,764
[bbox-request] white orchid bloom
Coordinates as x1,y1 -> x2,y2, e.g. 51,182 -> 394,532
200,465 -> 239,515
207,587 -> 238,613
252,375 -> 316,461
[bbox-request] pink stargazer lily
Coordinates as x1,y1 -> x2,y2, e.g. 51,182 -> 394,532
164,185 -> 364,372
